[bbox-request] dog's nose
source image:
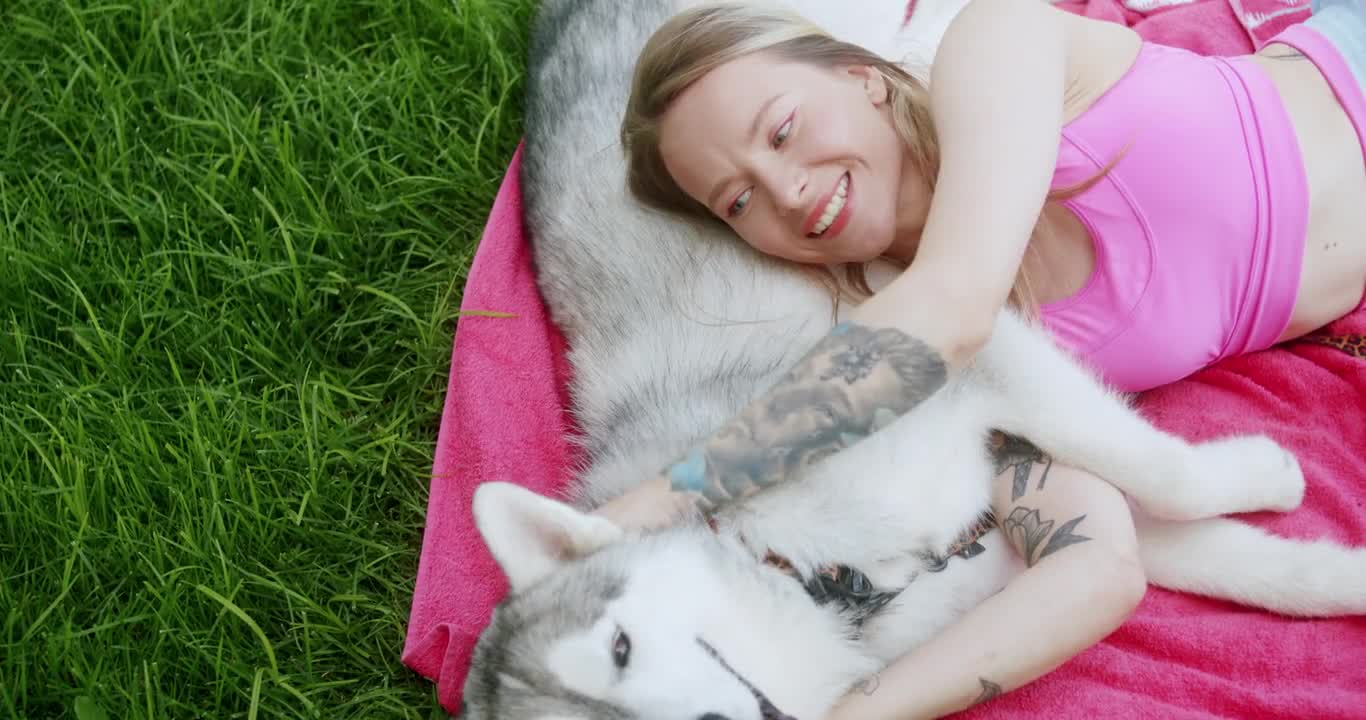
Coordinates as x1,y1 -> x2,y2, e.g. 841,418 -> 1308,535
698,715 -> 729,720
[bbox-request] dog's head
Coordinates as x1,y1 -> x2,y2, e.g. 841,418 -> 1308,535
462,482 -> 873,720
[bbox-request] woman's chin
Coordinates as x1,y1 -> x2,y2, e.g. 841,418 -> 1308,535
835,236 -> 897,265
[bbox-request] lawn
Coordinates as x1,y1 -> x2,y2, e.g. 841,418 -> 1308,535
0,0 -> 533,716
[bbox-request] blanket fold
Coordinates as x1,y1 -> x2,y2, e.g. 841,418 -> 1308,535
404,3 -> 1364,716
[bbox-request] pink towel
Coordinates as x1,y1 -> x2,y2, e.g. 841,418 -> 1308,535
401,145 -> 583,714
403,5 -> 1363,715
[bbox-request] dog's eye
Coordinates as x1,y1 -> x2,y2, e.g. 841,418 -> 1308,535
611,628 -> 631,669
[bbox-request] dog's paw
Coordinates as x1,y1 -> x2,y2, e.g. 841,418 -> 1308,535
1131,435 -> 1303,521
1192,435 -> 1305,514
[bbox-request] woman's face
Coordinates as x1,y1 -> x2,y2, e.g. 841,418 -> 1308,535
658,52 -> 929,265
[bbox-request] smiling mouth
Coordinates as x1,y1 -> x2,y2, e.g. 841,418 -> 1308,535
806,172 -> 850,239
696,637 -> 799,720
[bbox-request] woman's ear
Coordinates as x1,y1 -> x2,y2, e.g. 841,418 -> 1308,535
845,64 -> 889,106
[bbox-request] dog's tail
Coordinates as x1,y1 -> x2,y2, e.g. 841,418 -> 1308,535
1135,514 -> 1366,617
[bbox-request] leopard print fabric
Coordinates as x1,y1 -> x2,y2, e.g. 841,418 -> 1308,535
1303,333 -> 1366,358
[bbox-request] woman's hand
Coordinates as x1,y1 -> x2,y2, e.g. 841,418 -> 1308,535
590,475 -> 698,532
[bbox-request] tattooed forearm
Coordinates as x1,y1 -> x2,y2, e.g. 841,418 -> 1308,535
973,678 -> 1003,705
989,431 -> 1053,501
1002,507 -> 1093,566
665,321 -> 947,509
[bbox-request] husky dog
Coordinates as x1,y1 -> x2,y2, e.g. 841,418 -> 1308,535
461,0 -> 1366,718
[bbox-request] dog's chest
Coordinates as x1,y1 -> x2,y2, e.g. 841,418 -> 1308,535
716,508 -> 999,634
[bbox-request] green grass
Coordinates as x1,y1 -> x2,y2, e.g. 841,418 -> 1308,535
0,0 -> 534,716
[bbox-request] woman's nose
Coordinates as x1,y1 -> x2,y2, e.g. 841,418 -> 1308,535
764,164 -> 807,215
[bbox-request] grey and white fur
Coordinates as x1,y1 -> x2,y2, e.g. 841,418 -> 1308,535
462,1 -> 1366,718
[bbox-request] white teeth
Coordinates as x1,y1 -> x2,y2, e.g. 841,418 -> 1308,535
811,174 -> 849,237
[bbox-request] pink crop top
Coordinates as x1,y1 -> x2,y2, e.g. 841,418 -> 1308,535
1039,41 -> 1308,392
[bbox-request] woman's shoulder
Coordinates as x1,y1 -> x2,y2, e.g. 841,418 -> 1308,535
930,0 -> 1144,124
1056,9 -> 1145,124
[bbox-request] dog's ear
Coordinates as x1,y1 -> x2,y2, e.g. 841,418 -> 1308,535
472,482 -> 624,593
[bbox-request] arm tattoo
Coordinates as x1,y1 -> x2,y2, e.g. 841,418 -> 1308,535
990,431 -> 1053,501
991,432 -> 1091,566
665,322 -> 947,510
1002,508 -> 1093,567
854,673 -> 880,696
973,678 -> 1003,705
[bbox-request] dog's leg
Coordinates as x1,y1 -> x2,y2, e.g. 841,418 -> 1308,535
979,313 -> 1304,521
1134,511 -> 1366,617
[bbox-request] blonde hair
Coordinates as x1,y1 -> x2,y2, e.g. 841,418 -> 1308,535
621,1 -> 1115,316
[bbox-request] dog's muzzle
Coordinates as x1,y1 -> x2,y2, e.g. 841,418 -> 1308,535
696,638 -> 798,720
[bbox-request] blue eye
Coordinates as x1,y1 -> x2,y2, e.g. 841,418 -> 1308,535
773,118 -> 792,148
727,188 -> 752,217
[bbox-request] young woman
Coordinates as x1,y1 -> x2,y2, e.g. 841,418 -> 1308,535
597,0 -> 1366,716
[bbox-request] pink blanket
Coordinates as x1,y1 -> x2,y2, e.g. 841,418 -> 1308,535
955,310 -> 1366,720
403,3 -> 1365,716
1054,0 -> 1309,53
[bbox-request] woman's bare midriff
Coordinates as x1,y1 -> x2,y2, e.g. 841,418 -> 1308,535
1253,44 -> 1366,341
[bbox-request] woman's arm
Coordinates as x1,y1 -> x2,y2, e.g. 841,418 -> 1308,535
594,0 -> 1072,528
898,0 -> 1069,342
826,436 -> 1148,720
